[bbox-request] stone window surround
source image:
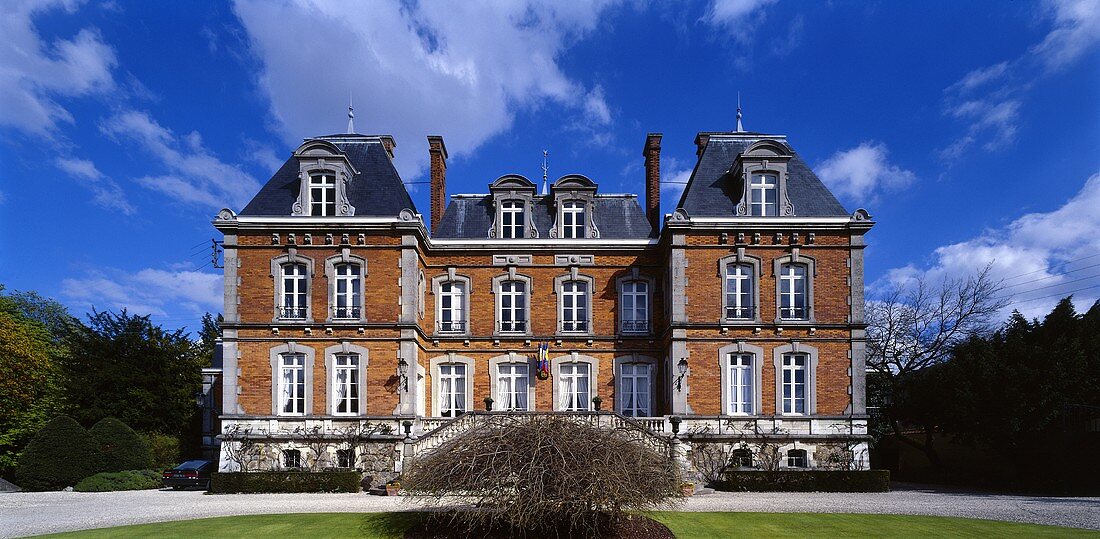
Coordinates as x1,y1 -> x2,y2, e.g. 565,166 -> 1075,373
271,251 -> 316,323
323,250 -> 368,323
491,268 -> 533,337
718,249 -> 763,324
773,249 -> 817,324
487,175 -> 539,239
323,342 -> 369,416
718,342 -> 764,416
772,342 -> 819,416
612,354 -> 658,417
291,140 -> 357,217
615,268 -> 655,336
488,352 -> 536,411
734,140 -> 793,217
269,342 -> 315,416
553,268 -> 595,337
550,352 -> 600,412
430,269 -> 473,336
549,175 -> 600,239
428,353 -> 475,417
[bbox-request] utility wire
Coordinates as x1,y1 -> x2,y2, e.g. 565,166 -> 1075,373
1001,263 -> 1100,289
1001,253 -> 1100,282
998,273 -> 1100,300
1001,284 -> 1100,307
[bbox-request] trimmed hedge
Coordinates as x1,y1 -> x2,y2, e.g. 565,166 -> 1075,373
91,418 -> 152,472
141,432 -> 181,471
714,470 -> 891,492
75,469 -> 162,492
15,415 -> 105,491
211,471 -> 362,494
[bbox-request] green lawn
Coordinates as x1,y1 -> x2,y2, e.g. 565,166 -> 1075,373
42,512 -> 1098,538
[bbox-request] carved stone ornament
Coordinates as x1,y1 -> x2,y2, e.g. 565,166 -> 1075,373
852,208 -> 873,221
304,233 -> 313,245
340,233 -> 350,245
325,233 -> 334,245
398,208 -> 416,221
271,234 -> 280,245
287,233 -> 297,245
671,208 -> 690,222
216,208 -> 237,221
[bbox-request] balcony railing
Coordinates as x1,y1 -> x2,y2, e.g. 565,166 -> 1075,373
621,319 -> 649,333
498,320 -> 527,333
437,320 -> 467,334
278,306 -> 307,320
779,306 -> 809,320
724,305 -> 756,320
560,320 -> 589,333
331,306 -> 361,320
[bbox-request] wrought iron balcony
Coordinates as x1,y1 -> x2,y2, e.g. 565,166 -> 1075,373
560,319 -> 589,333
278,306 -> 307,320
437,320 -> 467,333
331,306 -> 361,320
497,320 -> 528,333
620,319 -> 649,333
779,306 -> 809,320
724,305 -> 757,320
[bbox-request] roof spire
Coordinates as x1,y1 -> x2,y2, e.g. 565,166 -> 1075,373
347,92 -> 355,134
735,92 -> 744,132
541,149 -> 549,195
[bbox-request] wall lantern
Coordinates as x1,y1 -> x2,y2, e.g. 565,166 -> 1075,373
397,357 -> 409,391
675,358 -> 689,391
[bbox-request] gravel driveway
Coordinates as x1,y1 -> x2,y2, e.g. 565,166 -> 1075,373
1,484 -> 1097,537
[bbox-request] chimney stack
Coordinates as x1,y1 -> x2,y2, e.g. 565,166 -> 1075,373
643,133 -> 662,234
428,135 -> 448,234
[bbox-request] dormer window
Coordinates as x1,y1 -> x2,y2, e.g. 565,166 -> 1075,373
561,201 -> 586,238
500,200 -> 525,239
749,173 -> 778,216
309,172 -> 337,216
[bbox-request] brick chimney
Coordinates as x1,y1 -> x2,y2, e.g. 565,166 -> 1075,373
428,135 -> 448,234
643,133 -> 662,234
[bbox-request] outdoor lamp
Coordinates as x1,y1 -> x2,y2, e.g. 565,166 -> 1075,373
193,391 -> 204,408
676,358 -> 689,391
397,357 -> 409,391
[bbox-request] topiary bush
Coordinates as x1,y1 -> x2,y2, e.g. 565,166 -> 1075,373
210,471 -> 361,493
90,418 -> 152,472
15,415 -> 104,491
141,432 -> 181,471
74,469 -> 162,492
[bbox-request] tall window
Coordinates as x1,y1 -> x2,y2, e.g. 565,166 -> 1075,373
621,281 -> 649,333
562,201 -> 586,238
558,363 -> 590,411
496,363 -> 529,411
782,354 -> 807,415
500,200 -> 525,239
619,363 -> 651,417
309,172 -> 336,216
333,263 -> 361,319
787,449 -> 808,468
725,263 -> 755,320
499,281 -> 527,333
279,353 -> 306,415
333,354 -> 359,415
728,353 -> 754,415
561,281 -> 589,332
438,282 -> 466,333
438,364 -> 467,417
749,173 -> 777,216
281,263 -> 308,320
779,264 -> 808,320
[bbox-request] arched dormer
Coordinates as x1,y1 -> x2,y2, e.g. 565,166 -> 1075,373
733,140 -> 794,217
550,174 -> 600,239
488,174 -> 538,239
291,139 -> 358,217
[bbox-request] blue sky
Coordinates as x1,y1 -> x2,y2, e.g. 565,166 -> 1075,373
1,0 -> 1098,336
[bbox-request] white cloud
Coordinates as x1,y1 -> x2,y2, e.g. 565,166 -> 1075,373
703,0 -> 776,34
61,266 -> 222,318
232,0 -> 618,181
876,171 -> 1100,318
816,142 -> 916,202
0,0 -> 117,136
100,110 -> 260,209
940,0 -> 1099,161
55,157 -> 135,214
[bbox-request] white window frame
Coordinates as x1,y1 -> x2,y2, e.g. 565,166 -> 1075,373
782,354 -> 807,415
324,343 -> 368,416
270,343 -> 315,416
499,281 -> 527,333
278,353 -> 306,416
725,263 -> 755,320
438,281 -> 466,333
493,271 -> 532,336
728,353 -> 756,415
332,263 -> 361,320
336,448 -> 355,469
749,173 -> 778,217
497,363 -> 530,411
554,271 -> 593,336
619,363 -> 652,417
561,200 -> 586,239
309,172 -> 337,216
324,253 -> 366,323
620,280 -> 649,334
499,200 -> 525,239
786,448 -> 808,468
779,264 -> 808,320
438,363 -> 468,418
281,263 -> 308,320
772,343 -> 819,416
432,272 -> 472,336
773,253 -> 816,324
282,449 -> 302,469
272,254 -> 315,323
552,354 -> 599,412
332,354 -> 359,416
718,342 -> 763,416
558,362 -> 591,411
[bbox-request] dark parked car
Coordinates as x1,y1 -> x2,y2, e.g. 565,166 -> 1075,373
163,460 -> 213,490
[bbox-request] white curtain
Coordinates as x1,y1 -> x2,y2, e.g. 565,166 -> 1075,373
440,375 -> 452,416
281,367 -> 294,413
621,375 -> 634,414
335,368 -> 348,412
515,366 -> 528,410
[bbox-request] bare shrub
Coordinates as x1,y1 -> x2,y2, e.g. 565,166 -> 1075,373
403,414 -> 682,537
688,440 -> 733,486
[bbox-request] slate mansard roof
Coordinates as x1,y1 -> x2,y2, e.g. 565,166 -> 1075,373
676,133 -> 849,218
434,193 -> 655,239
240,134 -> 417,217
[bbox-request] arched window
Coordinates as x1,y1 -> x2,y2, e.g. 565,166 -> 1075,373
560,280 -> 589,333
496,362 -> 530,411
561,200 -> 586,238
438,281 -> 466,333
278,353 -> 306,415
619,363 -> 651,417
728,353 -> 754,415
787,449 -> 808,468
280,263 -> 308,320
725,263 -> 755,320
558,362 -> 591,411
500,200 -> 525,238
778,263 -> 808,320
309,172 -> 336,216
749,173 -> 778,216
498,280 -> 527,333
332,263 -> 361,320
620,280 -> 649,333
781,354 -> 808,415
438,363 -> 468,417
332,353 -> 360,415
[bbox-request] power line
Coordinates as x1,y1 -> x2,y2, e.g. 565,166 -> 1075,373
1001,253 -> 1100,282
999,273 -> 1100,300
1002,263 -> 1100,290
1001,284 -> 1100,307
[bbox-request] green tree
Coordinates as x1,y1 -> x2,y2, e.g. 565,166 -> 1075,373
90,418 -> 152,472
58,310 -> 205,436
16,415 -> 104,490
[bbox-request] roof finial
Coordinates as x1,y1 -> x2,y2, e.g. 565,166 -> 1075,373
735,92 -> 744,133
347,92 -> 355,134
541,149 -> 549,195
